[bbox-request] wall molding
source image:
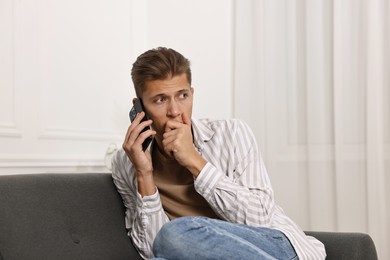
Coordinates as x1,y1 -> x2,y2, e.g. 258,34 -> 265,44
0,155 -> 105,168
38,127 -> 123,142
0,123 -> 22,138
0,155 -> 108,175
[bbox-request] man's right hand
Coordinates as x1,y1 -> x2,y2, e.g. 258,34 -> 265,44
122,112 -> 157,196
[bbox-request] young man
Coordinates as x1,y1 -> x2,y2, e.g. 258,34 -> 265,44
112,47 -> 326,259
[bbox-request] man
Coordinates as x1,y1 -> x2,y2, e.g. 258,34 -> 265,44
112,47 -> 326,259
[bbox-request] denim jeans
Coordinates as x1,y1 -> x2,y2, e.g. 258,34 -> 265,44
152,216 -> 297,260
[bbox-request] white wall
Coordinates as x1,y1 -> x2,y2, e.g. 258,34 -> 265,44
0,0 -> 233,174
1,0 -> 133,173
137,0 -> 233,120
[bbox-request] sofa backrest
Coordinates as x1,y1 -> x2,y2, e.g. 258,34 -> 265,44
0,173 -> 142,260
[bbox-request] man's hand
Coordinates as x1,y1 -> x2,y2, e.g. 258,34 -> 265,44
122,112 -> 156,196
162,113 -> 206,176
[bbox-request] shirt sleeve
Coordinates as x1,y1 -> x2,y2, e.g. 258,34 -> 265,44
194,120 -> 276,227
111,149 -> 169,259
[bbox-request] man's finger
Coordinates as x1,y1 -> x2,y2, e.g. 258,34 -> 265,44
165,120 -> 181,132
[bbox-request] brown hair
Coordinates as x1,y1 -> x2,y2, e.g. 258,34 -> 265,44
131,47 -> 192,97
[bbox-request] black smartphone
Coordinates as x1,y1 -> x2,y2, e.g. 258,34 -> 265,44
129,98 -> 153,151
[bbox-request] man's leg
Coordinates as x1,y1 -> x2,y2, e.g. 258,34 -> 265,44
152,216 -> 297,260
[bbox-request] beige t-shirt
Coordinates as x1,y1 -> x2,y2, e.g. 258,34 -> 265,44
152,146 -> 219,220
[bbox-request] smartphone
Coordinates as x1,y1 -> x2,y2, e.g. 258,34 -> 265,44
129,98 -> 153,151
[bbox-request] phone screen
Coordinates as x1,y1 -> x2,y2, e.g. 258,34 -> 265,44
129,99 -> 153,151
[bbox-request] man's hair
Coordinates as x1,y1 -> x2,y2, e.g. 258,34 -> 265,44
131,47 -> 192,97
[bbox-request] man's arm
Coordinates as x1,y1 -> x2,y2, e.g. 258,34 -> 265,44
115,111 -> 169,258
161,116 -> 275,225
193,120 -> 276,226
112,149 -> 169,259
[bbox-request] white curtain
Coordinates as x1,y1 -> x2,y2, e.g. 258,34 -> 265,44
233,0 -> 389,259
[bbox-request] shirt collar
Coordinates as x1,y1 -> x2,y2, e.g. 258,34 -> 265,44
191,118 -> 214,151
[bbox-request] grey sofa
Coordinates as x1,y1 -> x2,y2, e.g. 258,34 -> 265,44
0,173 -> 378,260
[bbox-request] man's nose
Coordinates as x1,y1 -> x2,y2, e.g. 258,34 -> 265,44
167,100 -> 180,118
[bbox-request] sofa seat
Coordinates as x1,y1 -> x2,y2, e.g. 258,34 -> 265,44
0,173 -> 377,260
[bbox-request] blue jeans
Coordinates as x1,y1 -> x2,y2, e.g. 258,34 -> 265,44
152,216 -> 297,260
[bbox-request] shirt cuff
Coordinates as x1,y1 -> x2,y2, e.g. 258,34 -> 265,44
136,187 -> 164,215
194,162 -> 223,199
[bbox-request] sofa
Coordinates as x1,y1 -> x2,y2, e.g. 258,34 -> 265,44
0,173 -> 378,260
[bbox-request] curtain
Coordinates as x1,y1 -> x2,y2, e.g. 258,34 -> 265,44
233,0 -> 389,259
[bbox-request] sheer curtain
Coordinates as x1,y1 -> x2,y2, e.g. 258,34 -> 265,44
233,0 -> 389,259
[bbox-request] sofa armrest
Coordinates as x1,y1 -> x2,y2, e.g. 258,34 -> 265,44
305,231 -> 378,260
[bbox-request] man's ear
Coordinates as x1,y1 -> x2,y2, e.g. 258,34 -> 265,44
191,87 -> 194,95
132,98 -> 137,105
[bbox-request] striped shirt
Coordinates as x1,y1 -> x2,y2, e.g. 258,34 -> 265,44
112,118 -> 326,259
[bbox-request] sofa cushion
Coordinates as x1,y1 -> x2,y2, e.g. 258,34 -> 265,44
0,173 -> 141,260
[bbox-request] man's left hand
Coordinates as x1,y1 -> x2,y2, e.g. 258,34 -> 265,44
162,113 -> 206,176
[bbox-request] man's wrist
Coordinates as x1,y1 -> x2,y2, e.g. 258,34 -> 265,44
137,173 -> 156,197
187,153 -> 207,177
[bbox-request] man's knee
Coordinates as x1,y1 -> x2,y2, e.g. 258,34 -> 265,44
153,217 -> 203,257
155,216 -> 203,242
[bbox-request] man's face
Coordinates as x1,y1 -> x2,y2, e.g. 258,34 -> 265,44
140,73 -> 194,143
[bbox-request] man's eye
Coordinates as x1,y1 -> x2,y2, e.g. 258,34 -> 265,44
179,93 -> 188,99
155,97 -> 166,104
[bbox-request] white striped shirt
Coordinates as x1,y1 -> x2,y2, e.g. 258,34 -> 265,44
112,118 -> 326,259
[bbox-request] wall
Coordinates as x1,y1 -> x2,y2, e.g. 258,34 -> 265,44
0,0 -> 233,174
